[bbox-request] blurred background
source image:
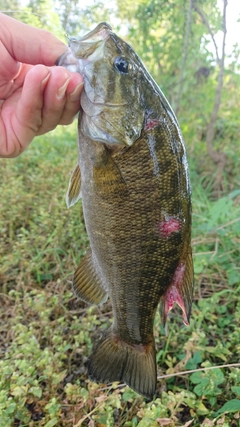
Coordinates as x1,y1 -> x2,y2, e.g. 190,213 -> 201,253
0,1 -> 240,426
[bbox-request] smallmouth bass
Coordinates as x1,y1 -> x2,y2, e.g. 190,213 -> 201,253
57,23 -> 194,400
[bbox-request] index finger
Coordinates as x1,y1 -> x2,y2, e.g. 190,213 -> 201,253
0,13 -> 67,66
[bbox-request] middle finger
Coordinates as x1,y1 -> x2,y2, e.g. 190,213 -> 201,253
38,66 -> 82,134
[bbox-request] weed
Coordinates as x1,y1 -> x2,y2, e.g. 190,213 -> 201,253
0,126 -> 240,426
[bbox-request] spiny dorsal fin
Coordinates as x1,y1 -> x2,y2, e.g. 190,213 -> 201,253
66,163 -> 81,208
73,248 -> 108,305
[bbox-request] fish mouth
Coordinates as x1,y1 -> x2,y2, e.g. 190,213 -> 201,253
57,23 -> 112,71
69,22 -> 112,59
78,22 -> 112,42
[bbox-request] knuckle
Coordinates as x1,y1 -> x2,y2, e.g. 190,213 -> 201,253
59,115 -> 74,125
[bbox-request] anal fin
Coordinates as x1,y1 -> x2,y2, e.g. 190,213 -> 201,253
160,251 -> 194,326
66,163 -> 81,208
73,248 -> 108,305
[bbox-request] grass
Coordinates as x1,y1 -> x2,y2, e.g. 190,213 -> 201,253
0,122 -> 240,427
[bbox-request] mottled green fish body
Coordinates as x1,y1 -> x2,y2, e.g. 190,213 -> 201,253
57,22 -> 194,400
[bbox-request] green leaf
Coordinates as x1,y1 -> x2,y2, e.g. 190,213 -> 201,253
228,189 -> 240,199
138,419 -> 158,427
186,351 -> 202,370
190,371 -> 209,385
122,389 -> 138,402
231,386 -> 240,396
196,401 -> 209,415
218,399 -> 240,413
194,382 -> 208,397
44,418 -> 59,427
227,269 -> 240,286
29,386 -> 42,398
5,402 -> 17,414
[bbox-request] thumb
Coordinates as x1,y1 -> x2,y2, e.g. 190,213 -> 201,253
0,39 -> 22,85
0,13 -> 67,66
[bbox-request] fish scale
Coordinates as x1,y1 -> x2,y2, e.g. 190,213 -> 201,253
57,22 -> 194,399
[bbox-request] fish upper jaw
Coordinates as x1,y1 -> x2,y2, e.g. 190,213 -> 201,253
56,23 -> 111,75
68,22 -> 112,62
71,22 -> 111,47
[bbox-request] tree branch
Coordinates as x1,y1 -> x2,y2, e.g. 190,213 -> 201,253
205,0 -> 227,165
175,0 -> 193,115
193,1 -> 220,64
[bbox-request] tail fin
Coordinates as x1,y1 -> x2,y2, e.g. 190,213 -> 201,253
88,330 -> 156,400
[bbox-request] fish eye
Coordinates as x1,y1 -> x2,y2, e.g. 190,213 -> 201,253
114,56 -> 129,74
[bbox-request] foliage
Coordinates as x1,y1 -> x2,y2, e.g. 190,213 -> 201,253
3,0 -> 239,178
114,0 -> 240,176
0,0 -> 114,38
0,1 -> 240,425
0,0 -> 64,39
0,125 -> 240,426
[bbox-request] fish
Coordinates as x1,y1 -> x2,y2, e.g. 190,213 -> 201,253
57,22 -> 194,400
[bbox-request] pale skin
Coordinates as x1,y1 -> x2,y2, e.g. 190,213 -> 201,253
0,13 -> 84,158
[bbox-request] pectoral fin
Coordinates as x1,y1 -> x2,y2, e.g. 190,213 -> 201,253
66,163 -> 81,208
73,248 -> 108,305
93,145 -> 128,198
160,251 -> 194,326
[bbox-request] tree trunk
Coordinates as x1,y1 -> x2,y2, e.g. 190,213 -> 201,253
175,0 -> 193,115
193,0 -> 228,191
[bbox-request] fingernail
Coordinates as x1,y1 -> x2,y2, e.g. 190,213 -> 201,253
57,77 -> 71,99
41,73 -> 51,91
69,82 -> 84,101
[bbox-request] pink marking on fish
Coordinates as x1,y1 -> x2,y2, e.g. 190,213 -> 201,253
145,118 -> 160,131
161,263 -> 189,326
158,217 -> 181,238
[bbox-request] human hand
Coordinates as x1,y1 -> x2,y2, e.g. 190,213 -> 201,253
0,13 -> 84,158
